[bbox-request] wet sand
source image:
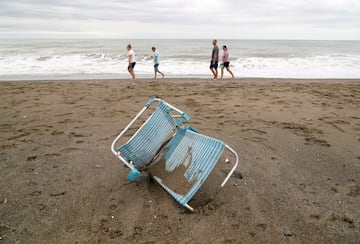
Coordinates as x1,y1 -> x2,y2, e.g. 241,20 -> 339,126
0,78 -> 359,243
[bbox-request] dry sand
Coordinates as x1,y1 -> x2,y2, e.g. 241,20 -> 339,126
0,78 -> 359,243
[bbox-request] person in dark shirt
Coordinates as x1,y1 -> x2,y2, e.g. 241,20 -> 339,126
209,39 -> 219,80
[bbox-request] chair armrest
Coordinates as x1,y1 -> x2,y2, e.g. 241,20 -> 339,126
220,144 -> 239,187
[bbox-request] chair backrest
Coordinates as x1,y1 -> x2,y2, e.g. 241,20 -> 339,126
151,127 -> 225,205
118,101 -> 177,168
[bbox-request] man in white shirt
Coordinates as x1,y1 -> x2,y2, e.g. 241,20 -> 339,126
127,44 -> 136,80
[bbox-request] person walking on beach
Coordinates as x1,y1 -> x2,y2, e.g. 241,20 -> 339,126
221,45 -> 235,79
210,39 -> 219,80
127,44 -> 136,80
151,47 -> 165,79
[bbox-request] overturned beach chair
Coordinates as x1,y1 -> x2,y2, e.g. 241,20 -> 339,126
111,97 -> 238,211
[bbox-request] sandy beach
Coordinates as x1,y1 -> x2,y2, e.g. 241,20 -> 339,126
0,78 -> 359,243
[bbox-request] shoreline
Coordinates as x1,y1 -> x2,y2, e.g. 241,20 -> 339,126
1,77 -> 360,83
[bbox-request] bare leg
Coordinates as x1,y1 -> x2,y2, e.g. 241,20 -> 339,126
221,67 -> 224,79
210,67 -> 216,78
129,69 -> 135,80
210,67 -> 218,80
157,71 -> 165,78
226,67 -> 234,78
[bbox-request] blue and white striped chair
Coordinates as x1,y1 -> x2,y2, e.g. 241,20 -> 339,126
111,97 -> 238,211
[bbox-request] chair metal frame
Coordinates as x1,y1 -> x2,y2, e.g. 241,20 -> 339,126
111,97 -> 238,211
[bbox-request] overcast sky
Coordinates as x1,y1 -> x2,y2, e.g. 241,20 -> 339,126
0,0 -> 359,39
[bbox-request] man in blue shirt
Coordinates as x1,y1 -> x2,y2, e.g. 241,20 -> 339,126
151,47 -> 165,79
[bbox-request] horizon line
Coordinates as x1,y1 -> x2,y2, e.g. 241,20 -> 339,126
1,37 -> 360,41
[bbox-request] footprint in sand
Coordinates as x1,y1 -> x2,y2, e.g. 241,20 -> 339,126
255,223 -> 267,231
310,214 -> 321,220
45,153 -> 61,157
346,183 -> 360,197
25,167 -> 35,173
304,137 -> 331,147
26,156 -> 37,161
244,137 -> 268,144
0,144 -> 17,150
108,198 -> 125,211
184,98 -> 200,107
68,132 -> 91,138
29,190 -> 42,196
38,204 -> 47,211
49,191 -> 66,197
51,130 -> 64,135
60,147 -> 83,153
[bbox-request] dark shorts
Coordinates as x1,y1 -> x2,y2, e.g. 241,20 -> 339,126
154,63 -> 159,71
224,62 -> 230,68
128,62 -> 136,71
210,61 -> 218,69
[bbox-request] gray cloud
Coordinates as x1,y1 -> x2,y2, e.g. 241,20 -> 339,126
0,0 -> 359,39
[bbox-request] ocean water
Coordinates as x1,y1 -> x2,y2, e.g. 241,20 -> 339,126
0,39 -> 360,80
